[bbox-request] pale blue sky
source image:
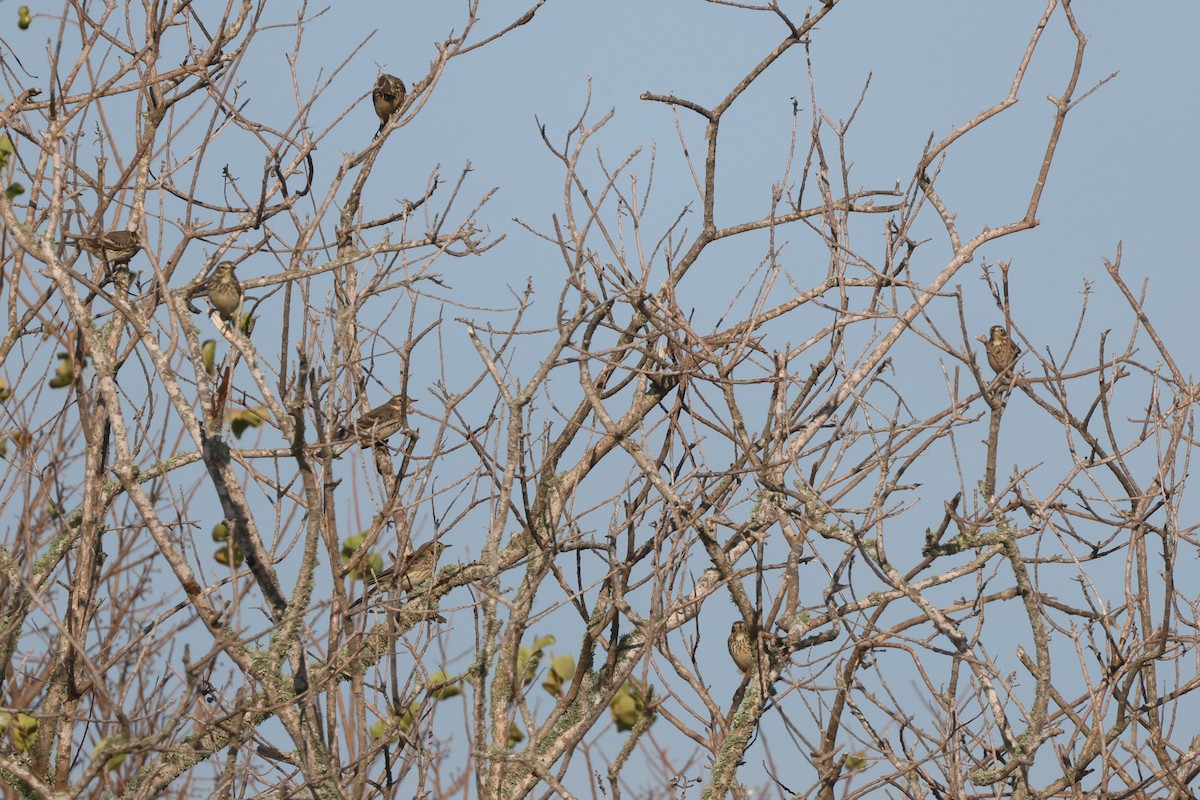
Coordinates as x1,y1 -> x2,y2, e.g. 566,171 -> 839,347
343,4 -> 1199,793
356,4 -> 1199,792
7,2 -> 1199,795
328,1 -> 1200,363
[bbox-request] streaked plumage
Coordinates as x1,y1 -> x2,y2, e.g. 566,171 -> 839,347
980,325 -> 1019,375
728,620 -> 754,674
372,73 -> 406,129
65,230 -> 142,264
337,394 -> 415,443
204,262 -> 243,323
370,541 -> 448,593
351,541 -> 449,610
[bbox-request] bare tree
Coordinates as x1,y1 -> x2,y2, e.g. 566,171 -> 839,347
1,2 -> 1196,799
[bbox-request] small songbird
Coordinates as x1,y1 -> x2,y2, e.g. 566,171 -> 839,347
352,541 -> 449,609
374,541 -> 448,592
372,73 -> 406,131
201,261 -> 243,323
728,620 -> 755,674
64,230 -> 142,265
979,325 -> 1019,375
337,394 -> 415,443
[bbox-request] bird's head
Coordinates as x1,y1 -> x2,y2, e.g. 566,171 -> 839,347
388,394 -> 415,411
375,74 -> 405,94
976,325 -> 1008,345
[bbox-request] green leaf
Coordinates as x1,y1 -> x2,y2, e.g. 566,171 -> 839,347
349,552 -> 383,581
506,722 -> 524,749
397,700 -> 420,731
340,535 -> 366,559
9,712 -> 37,754
541,654 -> 575,698
368,719 -> 390,740
49,353 -> 74,388
229,407 -> 268,439
609,682 -> 654,732
94,735 -> 127,770
214,544 -> 244,567
201,340 -> 217,374
426,670 -> 461,700
516,645 -> 540,687
342,534 -> 384,581
517,634 -> 556,686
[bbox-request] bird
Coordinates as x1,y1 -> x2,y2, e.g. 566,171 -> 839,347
200,261 -> 243,323
351,541 -> 449,609
372,73 -> 406,132
336,394 -> 415,443
728,620 -> 755,674
979,325 -> 1019,375
64,230 -> 142,265
374,541 -> 448,592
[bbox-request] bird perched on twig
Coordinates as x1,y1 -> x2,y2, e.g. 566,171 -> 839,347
207,262 -> 243,323
351,541 -> 449,610
189,261 -> 243,323
337,394 -> 416,443
979,325 -> 1019,376
64,230 -> 142,265
374,541 -> 448,593
728,620 -> 755,674
372,73 -> 406,133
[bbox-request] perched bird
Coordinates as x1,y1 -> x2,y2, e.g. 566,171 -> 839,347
979,325 -> 1019,375
376,541 -> 448,592
372,73 -> 406,131
351,541 -> 449,609
201,261 -> 243,323
728,620 -> 755,674
337,394 -> 415,443
64,230 -> 142,265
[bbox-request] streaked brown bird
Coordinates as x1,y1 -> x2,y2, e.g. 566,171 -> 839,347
202,261 -> 243,323
372,73 -> 406,131
979,325 -> 1019,375
376,541 -> 448,592
352,541 -> 449,609
337,394 -> 415,443
64,230 -> 142,265
728,620 -> 755,674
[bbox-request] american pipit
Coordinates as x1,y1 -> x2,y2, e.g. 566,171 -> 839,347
979,325 -> 1019,375
337,394 -> 415,443
351,540 -> 449,610
372,541 -> 447,592
204,261 -> 243,323
728,620 -> 754,674
65,230 -> 142,265
372,73 -> 406,131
